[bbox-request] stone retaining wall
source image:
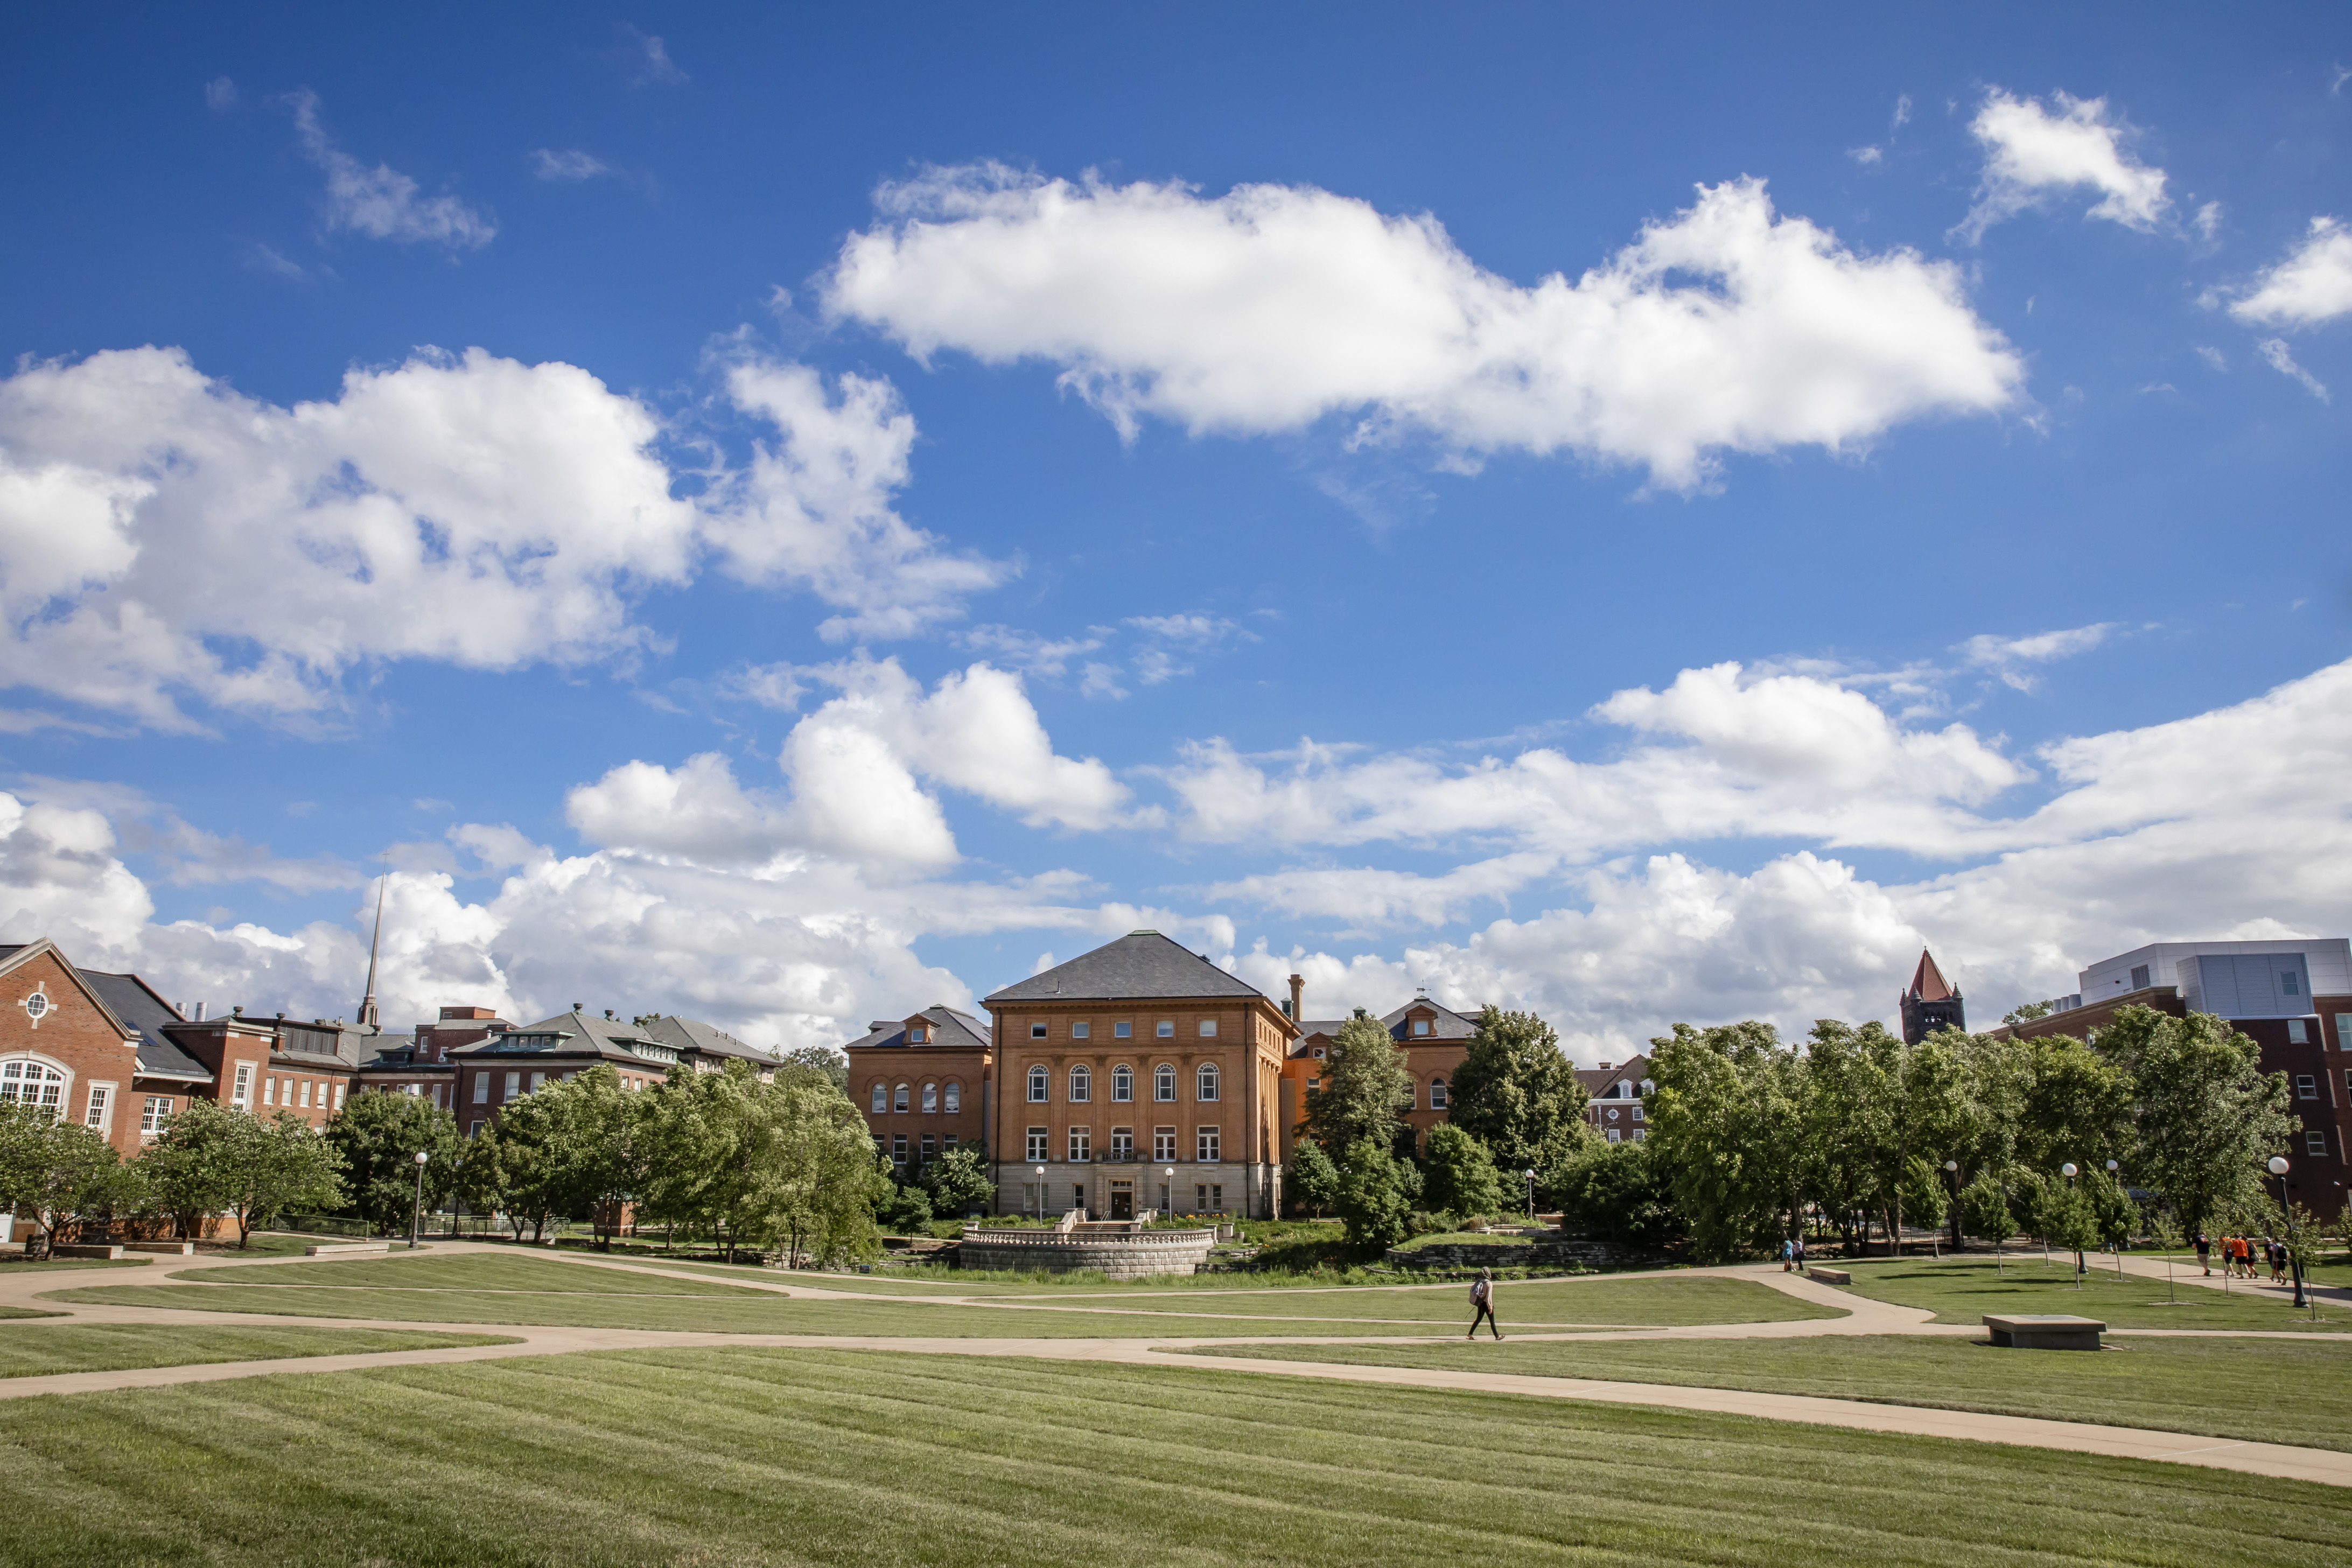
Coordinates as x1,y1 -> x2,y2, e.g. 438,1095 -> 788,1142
1387,1238 -> 1650,1270
956,1227 -> 1218,1278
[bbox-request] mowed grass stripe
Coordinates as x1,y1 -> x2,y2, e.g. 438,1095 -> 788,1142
0,1324 -> 518,1378
0,1348 -> 2343,1566
1187,1331 -> 2352,1454
1832,1255 -> 2348,1332
166,1253 -> 774,1295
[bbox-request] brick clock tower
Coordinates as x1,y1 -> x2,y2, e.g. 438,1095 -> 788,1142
1900,949 -> 1965,1044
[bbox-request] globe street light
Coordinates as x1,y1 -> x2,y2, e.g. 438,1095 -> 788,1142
1165,1166 -> 1176,1224
2268,1155 -> 2308,1311
1524,1168 -> 1536,1222
1943,1160 -> 1960,1255
2106,1158 -> 2125,1278
2061,1163 -> 2083,1284
1035,1164 -> 1047,1223
409,1150 -> 429,1250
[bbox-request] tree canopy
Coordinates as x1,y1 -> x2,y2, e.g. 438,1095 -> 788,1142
1445,1006 -> 1588,1173
1300,1014 -> 1412,1156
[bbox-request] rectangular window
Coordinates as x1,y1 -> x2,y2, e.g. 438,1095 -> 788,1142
2308,1130 -> 2329,1156
2335,1013 -> 2352,1048
1069,1126 -> 1091,1162
1198,1019 -> 1216,1037
920,1134 -> 936,1161
2298,1074 -> 2319,1100
83,1084 -> 110,1131
1428,1081 -> 1445,1109
140,1096 -> 172,1134
1632,1104 -> 1644,1122
231,1063 -> 253,1107
335,1083 -> 346,1110
469,1119 -> 486,1139
1031,1021 -> 1048,1038
1606,1128 -> 1622,1143
1026,1126 -> 1049,1163
2284,971 -> 2301,996
263,1077 -> 276,1106
2290,1019 -> 2311,1045
1153,1126 -> 1176,1163
1156,1020 -> 1174,1038
529,1071 -> 545,1093
943,1134 -> 958,1152
1307,1077 -> 1320,1091
1413,1019 -> 1430,1036
504,1071 -> 521,1100
1114,1021 -> 1132,1039
944,1082 -> 961,1113
1072,1021 -> 1090,1039
473,1074 -> 490,1104
2130,964 -> 2150,990
892,1133 -> 907,1166
1110,1127 -> 1133,1159
1195,1184 -> 1208,1213
298,1080 -> 311,1108
1073,1184 -> 1085,1213
1196,1126 -> 1220,1162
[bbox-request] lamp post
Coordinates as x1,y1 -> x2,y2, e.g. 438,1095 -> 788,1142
1165,1166 -> 1176,1224
1035,1164 -> 1046,1223
2268,1156 -> 2308,1311
1524,1168 -> 1536,1222
1943,1160 -> 1959,1256
2105,1158 -> 2125,1279
2061,1163 -> 2082,1285
408,1150 -> 429,1250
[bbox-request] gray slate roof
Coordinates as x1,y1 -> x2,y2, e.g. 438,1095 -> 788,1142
454,1010 -> 664,1063
842,1005 -> 991,1052
641,1014 -> 780,1065
987,932 -> 1264,1004
76,968 -> 214,1082
1381,1000 -> 1479,1042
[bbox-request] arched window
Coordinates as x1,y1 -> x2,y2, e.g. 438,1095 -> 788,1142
1153,1063 -> 1175,1102
870,1082 -> 886,1114
893,1083 -> 910,1114
1027,1065 -> 1048,1103
0,1059 -> 66,1119
944,1081 -> 961,1114
1429,1077 -> 1448,1110
1196,1063 -> 1219,1102
1069,1064 -> 1091,1102
1110,1064 -> 1133,1102
921,1082 -> 937,1114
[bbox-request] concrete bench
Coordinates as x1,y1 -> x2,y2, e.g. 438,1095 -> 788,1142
122,1241 -> 194,1256
303,1242 -> 392,1257
1805,1267 -> 1852,1285
50,1243 -> 123,1260
1984,1313 -> 2105,1350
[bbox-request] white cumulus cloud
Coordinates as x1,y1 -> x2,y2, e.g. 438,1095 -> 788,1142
1957,89 -> 2170,242
2229,217 -> 2352,328
826,166 -> 2024,491
290,89 -> 495,249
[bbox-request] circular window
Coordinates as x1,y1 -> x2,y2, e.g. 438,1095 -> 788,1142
22,991 -> 47,1021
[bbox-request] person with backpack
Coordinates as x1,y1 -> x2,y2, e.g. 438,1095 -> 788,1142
2193,1231 -> 2210,1277
1466,1268 -> 1502,1340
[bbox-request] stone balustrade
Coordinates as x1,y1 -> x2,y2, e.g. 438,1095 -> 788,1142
957,1223 -> 1219,1278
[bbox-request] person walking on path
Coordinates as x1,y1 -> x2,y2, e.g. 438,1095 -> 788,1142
1781,1238 -> 1795,1272
1466,1268 -> 1502,1340
2194,1231 -> 2210,1276
1794,1234 -> 1806,1274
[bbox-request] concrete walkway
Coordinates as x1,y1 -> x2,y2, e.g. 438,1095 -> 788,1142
2,1241 -> 2348,1489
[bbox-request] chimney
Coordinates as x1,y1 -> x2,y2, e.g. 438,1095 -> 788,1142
1599,1061 -> 1613,1071
192,1002 -> 206,1021
1287,974 -> 1304,1024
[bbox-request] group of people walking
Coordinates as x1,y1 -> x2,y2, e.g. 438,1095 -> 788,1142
2194,1231 -> 2290,1282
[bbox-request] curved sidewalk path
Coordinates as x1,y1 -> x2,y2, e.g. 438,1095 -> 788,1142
0,1244 -> 2346,1489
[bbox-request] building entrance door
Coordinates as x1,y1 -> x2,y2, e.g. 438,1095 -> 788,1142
1109,1181 -> 1133,1220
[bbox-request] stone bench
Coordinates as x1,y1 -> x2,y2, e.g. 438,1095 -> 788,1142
50,1243 -> 122,1260
122,1241 -> 194,1256
304,1242 -> 392,1257
1984,1313 -> 2105,1350
1805,1267 -> 1851,1285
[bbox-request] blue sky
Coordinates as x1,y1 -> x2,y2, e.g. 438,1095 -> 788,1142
3,4 -> 2348,1056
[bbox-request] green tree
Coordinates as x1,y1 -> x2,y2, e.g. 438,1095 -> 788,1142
876,1180 -> 933,1233
324,1090 -> 461,1237
2082,1164 -> 2136,1250
1423,1123 -> 1506,1221
920,1145 -> 995,1217
2101,1006 -> 2296,1244
1959,1171 -> 2013,1251
764,1069 -> 885,1266
781,1045 -> 849,1092
0,1102 -> 60,1237
1646,1020 -> 1802,1261
214,1111 -> 348,1246
2003,999 -> 2057,1024
484,1087 -> 579,1243
1334,1138 -> 1411,1254
1548,1137 -> 1683,1249
21,1122 -> 131,1250
2014,1034 -> 2134,1174
1900,1156 -> 1949,1240
1802,1020 -> 1973,1255
2042,1175 -> 2099,1269
137,1097 -> 248,1239
1446,1006 -> 1588,1173
640,1059 -> 879,1264
1286,1137 -> 1340,1219
1300,1014 -> 1413,1156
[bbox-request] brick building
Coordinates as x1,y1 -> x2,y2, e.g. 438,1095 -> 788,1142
1276,985 -> 1479,1161
1989,937 -> 2351,1214
982,932 -> 1292,1220
842,1006 -> 992,1185
446,1009 -> 778,1138
0,940 -> 216,1159
1577,1054 -> 1654,1143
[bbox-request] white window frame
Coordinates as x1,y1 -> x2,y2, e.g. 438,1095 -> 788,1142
1196,1063 -> 1219,1102
83,1081 -> 116,1137
1196,1126 -> 1220,1162
1027,1065 -> 1048,1103
1069,1065 -> 1090,1103
1072,1021 -> 1090,1039
1031,1021 -> 1048,1039
333,1083 -> 346,1110
1412,1019 -> 1429,1037
871,1082 -> 887,1114
1111,1065 -> 1132,1102
2288,1019 -> 2310,1045
944,1081 -> 961,1114
1153,1126 -> 1177,1163
231,1062 -> 253,1108
1068,1126 -> 1091,1163
2307,1130 -> 2328,1156
1156,1020 -> 1174,1038
1114,1021 -> 1132,1039
1429,1078 -> 1447,1110
894,1082 -> 910,1113
1026,1126 -> 1049,1162
1197,1019 -> 1216,1038
140,1095 -> 173,1135
473,1073 -> 491,1105
503,1070 -> 520,1100
2297,1074 -> 2319,1100
921,1082 -> 937,1113
1154,1064 -> 1175,1102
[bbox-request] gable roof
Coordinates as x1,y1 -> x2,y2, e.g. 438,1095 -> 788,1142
75,968 -> 214,1082
1381,999 -> 1478,1042
987,931 -> 1265,1004
1906,949 -> 1957,1002
641,1014 -> 781,1065
0,939 -> 135,1040
453,1009 -> 666,1065
842,1005 -> 991,1053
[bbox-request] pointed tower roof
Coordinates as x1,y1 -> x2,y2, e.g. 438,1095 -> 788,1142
1905,948 -> 1956,1002
356,877 -> 385,1029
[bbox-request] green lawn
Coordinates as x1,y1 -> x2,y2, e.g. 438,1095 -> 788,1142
0,1348 -> 2341,1565
0,1325 -> 519,1379
1188,1331 -> 2352,1452
50,1252 -> 1831,1336
0,1257 -> 151,1273
1833,1255 -> 2347,1331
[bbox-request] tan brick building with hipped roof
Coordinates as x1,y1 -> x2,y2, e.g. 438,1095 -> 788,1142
985,932 -> 1293,1220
